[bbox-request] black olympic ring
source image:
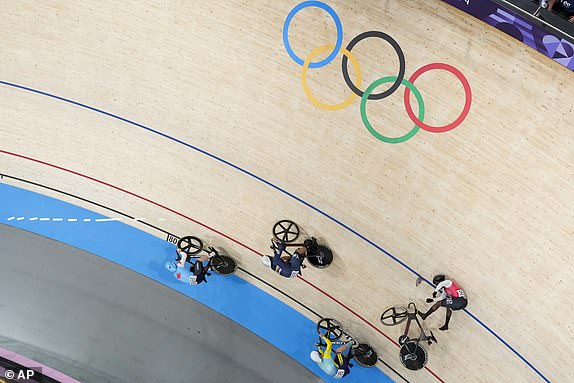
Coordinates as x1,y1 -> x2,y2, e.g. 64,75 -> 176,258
341,31 -> 406,100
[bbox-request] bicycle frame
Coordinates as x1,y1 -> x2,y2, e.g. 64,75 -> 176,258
176,236 -> 236,276
400,303 -> 437,347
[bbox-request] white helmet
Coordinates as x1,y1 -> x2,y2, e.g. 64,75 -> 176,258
261,256 -> 272,268
310,351 -> 322,363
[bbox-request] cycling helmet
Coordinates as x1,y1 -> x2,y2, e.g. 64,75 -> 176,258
433,274 -> 446,285
310,351 -> 322,363
261,256 -> 272,268
165,260 -> 178,272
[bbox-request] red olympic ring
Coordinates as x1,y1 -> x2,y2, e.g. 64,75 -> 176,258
403,63 -> 472,133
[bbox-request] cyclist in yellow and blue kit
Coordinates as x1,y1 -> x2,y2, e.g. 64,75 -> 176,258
310,335 -> 354,379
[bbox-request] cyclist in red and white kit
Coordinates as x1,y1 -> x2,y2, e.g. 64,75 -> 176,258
418,274 -> 468,331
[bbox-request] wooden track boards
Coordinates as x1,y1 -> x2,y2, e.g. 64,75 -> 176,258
0,1 -> 572,382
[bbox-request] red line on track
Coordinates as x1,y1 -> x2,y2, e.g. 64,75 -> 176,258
0,149 -> 445,383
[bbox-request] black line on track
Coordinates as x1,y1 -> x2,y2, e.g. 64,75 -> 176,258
0,173 -> 410,383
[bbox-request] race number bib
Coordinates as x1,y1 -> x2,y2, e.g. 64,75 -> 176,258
457,289 -> 466,298
334,369 -> 345,379
189,276 -> 198,285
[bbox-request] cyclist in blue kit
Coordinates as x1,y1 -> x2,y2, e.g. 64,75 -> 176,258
261,238 -> 306,278
165,248 -> 214,285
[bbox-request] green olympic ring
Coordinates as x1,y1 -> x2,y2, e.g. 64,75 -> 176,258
360,76 -> 425,144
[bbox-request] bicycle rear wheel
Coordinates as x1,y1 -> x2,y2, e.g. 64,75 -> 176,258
399,341 -> 427,370
211,255 -> 237,275
353,343 -> 378,367
307,245 -> 333,268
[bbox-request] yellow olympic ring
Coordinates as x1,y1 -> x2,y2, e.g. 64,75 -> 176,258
301,44 -> 362,111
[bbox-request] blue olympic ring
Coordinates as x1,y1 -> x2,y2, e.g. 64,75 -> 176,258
282,1 -> 343,69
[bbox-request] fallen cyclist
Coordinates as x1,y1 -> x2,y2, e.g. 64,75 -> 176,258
260,238 -> 306,278
165,247 -> 216,285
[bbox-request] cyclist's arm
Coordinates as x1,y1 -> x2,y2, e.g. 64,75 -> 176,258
177,250 -> 187,267
320,336 -> 333,358
432,280 -> 450,301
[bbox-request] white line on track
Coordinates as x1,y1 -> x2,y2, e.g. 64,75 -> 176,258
95,218 -> 123,222
5,216 -> 166,223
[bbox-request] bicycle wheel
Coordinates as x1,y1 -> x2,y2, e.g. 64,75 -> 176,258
352,343 -> 378,368
380,306 -> 408,326
399,341 -> 427,371
211,255 -> 237,275
307,245 -> 333,268
177,236 -> 203,256
316,318 -> 343,341
272,220 -> 300,243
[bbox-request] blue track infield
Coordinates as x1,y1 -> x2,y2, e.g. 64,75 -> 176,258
0,182 -> 394,383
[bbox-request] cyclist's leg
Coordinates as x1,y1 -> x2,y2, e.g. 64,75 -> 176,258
334,340 -> 352,355
439,308 -> 452,330
334,347 -> 353,377
273,239 -> 287,253
439,297 -> 466,330
419,300 -> 444,320
291,253 -> 301,270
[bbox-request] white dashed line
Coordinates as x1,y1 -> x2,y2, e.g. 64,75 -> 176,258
95,218 -> 123,222
5,216 -> 165,223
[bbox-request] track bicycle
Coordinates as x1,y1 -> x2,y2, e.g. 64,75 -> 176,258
272,220 -> 333,268
315,318 -> 378,368
176,235 -> 237,276
380,302 -> 437,370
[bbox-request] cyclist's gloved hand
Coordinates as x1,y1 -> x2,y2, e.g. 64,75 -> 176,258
426,298 -> 434,303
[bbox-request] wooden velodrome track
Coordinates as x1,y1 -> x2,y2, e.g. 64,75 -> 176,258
0,1 -> 572,382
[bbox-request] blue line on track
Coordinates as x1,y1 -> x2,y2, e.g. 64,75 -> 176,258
0,80 -> 551,383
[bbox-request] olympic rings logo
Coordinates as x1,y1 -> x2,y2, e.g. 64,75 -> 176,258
282,1 -> 473,144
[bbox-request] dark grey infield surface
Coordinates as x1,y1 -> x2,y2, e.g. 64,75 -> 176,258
0,224 -> 320,383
